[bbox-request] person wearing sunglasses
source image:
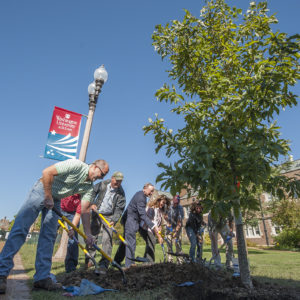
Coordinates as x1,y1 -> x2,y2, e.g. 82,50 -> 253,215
0,158 -> 109,294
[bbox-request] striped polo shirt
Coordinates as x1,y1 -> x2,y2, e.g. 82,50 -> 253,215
51,159 -> 93,202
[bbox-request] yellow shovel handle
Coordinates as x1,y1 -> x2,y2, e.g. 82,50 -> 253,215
98,212 -> 128,246
99,213 -> 111,227
53,207 -> 126,284
54,208 -> 113,263
58,219 -> 89,255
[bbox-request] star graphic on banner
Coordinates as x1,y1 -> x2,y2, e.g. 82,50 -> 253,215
51,130 -> 56,135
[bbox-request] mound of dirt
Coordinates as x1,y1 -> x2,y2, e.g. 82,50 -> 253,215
57,263 -> 300,299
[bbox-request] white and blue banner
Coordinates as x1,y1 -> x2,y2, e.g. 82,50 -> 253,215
44,106 -> 82,161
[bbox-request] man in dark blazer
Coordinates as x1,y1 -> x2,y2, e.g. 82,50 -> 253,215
86,171 -> 126,274
123,183 -> 163,268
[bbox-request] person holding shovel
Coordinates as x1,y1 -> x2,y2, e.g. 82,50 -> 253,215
123,183 -> 163,268
139,194 -> 171,263
59,193 -> 82,273
85,171 -> 126,275
0,159 -> 109,294
165,195 -> 184,263
208,211 -> 234,270
185,201 -> 206,263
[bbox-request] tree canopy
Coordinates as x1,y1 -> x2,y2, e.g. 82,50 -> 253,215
144,0 -> 300,217
144,0 -> 300,287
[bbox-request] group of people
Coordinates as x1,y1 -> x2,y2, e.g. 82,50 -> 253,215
0,158 -> 234,295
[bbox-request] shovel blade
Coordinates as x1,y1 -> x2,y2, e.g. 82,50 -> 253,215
127,256 -> 150,263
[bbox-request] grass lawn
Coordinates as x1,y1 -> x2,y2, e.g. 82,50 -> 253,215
18,242 -> 300,300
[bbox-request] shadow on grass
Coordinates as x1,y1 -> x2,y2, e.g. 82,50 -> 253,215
247,249 -> 268,255
262,247 -> 300,252
201,247 -> 266,255
49,264 -> 66,271
15,267 -> 34,274
252,275 -> 300,290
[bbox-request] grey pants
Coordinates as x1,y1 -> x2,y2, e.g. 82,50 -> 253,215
165,228 -> 183,263
86,214 -> 113,268
209,224 -> 233,267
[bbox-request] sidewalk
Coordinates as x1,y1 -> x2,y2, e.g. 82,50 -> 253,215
0,249 -> 31,300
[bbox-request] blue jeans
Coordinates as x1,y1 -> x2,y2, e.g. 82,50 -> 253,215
0,180 -> 60,282
186,226 -> 202,262
61,211 -> 79,273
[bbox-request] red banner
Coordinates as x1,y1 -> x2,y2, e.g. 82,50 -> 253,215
44,106 -> 82,161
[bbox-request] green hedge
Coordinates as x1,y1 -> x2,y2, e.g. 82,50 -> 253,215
274,229 -> 300,249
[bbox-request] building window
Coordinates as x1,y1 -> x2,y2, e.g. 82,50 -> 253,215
246,224 -> 261,238
270,221 -> 282,236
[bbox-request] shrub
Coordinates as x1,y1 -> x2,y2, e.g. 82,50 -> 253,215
274,228 -> 300,249
246,239 -> 258,248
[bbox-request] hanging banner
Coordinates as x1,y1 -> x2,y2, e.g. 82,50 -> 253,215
44,106 -> 82,161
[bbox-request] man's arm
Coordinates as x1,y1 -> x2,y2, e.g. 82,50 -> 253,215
68,212 -> 81,238
175,219 -> 182,234
111,192 -> 126,224
72,212 -> 81,227
135,195 -> 163,240
174,212 -> 183,236
91,181 -> 101,206
41,165 -> 58,209
136,195 -> 155,229
81,200 -> 92,237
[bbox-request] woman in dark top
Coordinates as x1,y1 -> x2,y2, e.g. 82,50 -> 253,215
185,201 -> 205,263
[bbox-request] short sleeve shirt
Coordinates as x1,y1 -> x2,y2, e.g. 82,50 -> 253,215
51,159 -> 93,202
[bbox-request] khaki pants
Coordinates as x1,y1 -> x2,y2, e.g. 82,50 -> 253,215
165,229 -> 183,263
209,224 -> 233,268
86,215 -> 113,268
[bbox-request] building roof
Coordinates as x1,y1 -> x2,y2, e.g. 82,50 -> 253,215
280,158 -> 300,174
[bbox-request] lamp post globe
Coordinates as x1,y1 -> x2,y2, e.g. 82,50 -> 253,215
87,82 -> 96,95
79,65 -> 108,162
94,65 -> 108,83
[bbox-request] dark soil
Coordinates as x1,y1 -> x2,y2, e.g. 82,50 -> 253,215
57,263 -> 300,299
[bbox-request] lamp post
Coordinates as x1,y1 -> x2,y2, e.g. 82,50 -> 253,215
53,65 -> 108,261
79,65 -> 108,162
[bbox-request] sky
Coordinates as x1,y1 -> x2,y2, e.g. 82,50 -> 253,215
0,0 -> 299,220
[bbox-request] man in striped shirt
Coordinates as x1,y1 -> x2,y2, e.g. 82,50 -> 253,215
0,159 -> 109,294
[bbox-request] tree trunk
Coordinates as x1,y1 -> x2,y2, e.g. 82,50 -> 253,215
259,196 -> 269,246
234,208 -> 253,289
52,228 -> 68,262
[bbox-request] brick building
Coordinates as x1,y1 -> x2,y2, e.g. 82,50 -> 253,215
177,157 -> 300,246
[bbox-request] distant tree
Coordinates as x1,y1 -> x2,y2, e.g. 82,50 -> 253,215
144,0 -> 300,288
270,197 -> 300,230
8,215 -> 16,231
